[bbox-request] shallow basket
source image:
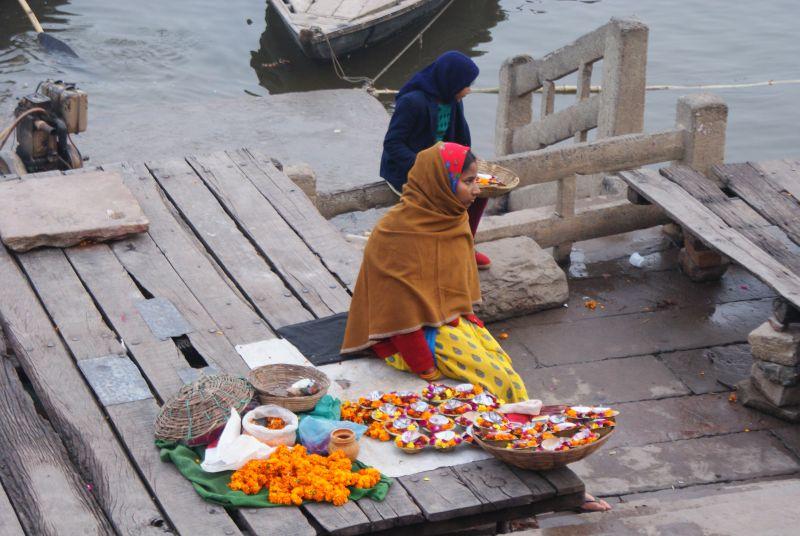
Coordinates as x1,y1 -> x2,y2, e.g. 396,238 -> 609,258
248,364 -> 330,412
476,160 -> 520,198
474,429 -> 614,471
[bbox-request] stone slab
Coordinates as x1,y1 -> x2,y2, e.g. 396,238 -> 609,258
475,237 -> 568,323
570,431 -> 800,496
234,338 -> 312,369
0,170 -> 149,252
521,355 -> 689,406
135,297 -> 195,341
532,479 -> 800,535
75,90 -> 388,193
754,359 -> 800,386
609,393 -> 783,448
750,364 -> 800,406
507,298 -> 772,366
661,344 -> 752,394
749,321 -> 800,366
77,354 -> 154,406
771,426 -> 800,458
737,379 -> 800,423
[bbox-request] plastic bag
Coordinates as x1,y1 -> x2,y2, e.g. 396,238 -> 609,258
242,405 -> 298,447
498,399 -> 543,416
201,408 -> 274,472
297,416 -> 366,455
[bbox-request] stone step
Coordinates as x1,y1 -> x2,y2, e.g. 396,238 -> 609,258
525,478 -> 800,535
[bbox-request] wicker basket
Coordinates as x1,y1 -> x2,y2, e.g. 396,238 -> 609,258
154,374 -> 254,445
249,364 -> 330,412
474,429 -> 614,470
476,161 -> 520,198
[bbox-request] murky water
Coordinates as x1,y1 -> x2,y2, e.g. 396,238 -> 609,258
1,0 -> 798,160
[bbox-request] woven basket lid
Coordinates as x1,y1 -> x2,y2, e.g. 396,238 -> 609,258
154,374 -> 254,443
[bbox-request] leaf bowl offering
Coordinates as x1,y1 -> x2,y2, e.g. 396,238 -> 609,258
384,416 -> 419,436
588,418 -> 616,437
371,403 -> 403,422
469,392 -> 501,412
421,383 -> 456,404
358,390 -> 385,409
432,430 -> 462,451
475,411 -> 509,431
506,437 -> 539,451
395,430 -> 430,454
424,414 -> 455,433
453,383 -> 484,401
391,390 -> 420,407
406,401 -> 434,420
439,399 -> 471,417
477,429 -> 516,447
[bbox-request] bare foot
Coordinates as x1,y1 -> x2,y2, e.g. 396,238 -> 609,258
578,493 -> 612,512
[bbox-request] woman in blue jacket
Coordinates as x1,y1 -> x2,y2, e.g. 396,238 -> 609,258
380,51 -> 491,269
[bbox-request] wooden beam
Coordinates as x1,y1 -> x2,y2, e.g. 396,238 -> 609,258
621,168 -> 800,309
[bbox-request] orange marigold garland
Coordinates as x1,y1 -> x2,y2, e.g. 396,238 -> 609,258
229,445 -> 381,506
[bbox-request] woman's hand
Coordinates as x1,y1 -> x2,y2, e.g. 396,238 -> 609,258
419,367 -> 442,381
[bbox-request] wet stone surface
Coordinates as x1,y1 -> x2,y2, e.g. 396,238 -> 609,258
661,344 -> 753,394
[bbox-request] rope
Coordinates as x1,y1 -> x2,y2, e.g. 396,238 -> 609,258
323,0 -> 456,89
369,78 -> 800,97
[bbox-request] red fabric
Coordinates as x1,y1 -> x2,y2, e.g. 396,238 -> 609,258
390,330 -> 435,373
372,340 -> 397,359
468,197 -> 488,237
464,314 -> 484,328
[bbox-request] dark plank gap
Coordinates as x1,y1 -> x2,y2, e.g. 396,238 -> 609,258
147,158 -> 313,328
229,148 -> 361,291
0,358 -> 114,534
186,152 -> 351,316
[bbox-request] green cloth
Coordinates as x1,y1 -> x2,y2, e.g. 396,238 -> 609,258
156,396 -> 389,508
157,440 -> 390,508
435,103 -> 452,141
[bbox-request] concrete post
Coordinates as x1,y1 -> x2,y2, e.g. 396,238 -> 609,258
673,93 -> 730,281
675,93 -> 728,181
495,55 -> 534,156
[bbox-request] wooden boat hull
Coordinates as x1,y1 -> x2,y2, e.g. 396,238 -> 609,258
269,0 -> 448,60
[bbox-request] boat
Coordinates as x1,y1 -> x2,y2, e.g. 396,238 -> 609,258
267,0 -> 448,60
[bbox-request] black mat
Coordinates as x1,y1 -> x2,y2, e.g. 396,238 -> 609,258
276,312 -> 367,365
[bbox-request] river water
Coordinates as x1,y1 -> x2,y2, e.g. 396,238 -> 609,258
1,0 -> 797,161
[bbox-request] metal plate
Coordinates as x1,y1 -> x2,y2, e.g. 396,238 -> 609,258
135,297 -> 194,340
79,354 -> 153,406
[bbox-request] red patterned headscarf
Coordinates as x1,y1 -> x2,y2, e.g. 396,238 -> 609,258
439,142 -> 470,193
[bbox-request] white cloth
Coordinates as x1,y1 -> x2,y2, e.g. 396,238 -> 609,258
201,408 -> 274,472
498,399 -> 543,416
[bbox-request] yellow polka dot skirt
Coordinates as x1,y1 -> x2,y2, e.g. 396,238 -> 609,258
384,320 -> 529,403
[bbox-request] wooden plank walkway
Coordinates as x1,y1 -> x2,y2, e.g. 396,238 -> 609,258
620,163 -> 800,310
0,150 -> 584,535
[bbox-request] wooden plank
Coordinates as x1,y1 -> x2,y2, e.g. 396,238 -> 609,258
237,506 -> 316,536
754,159 -> 800,201
716,162 -> 800,245
65,244 -> 189,397
147,158 -> 313,328
451,459 -> 534,512
110,161 -> 291,345
229,148 -> 361,291
335,0 -> 367,18
0,358 -> 114,534
662,166 -> 800,275
58,245 -> 311,535
0,245 -> 167,535
514,470 -> 558,501
108,399 -> 244,536
398,467 -> 483,522
357,479 -> 423,531
620,168 -> 800,309
0,477 -> 24,536
540,467 -> 585,497
304,499 -> 371,535
186,152 -> 351,316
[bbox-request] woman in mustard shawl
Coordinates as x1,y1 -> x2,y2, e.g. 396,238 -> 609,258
341,142 -> 528,403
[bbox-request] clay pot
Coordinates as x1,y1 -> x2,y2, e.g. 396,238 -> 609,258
329,428 -> 359,461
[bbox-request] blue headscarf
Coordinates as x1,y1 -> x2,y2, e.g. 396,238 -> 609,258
396,51 -> 480,103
